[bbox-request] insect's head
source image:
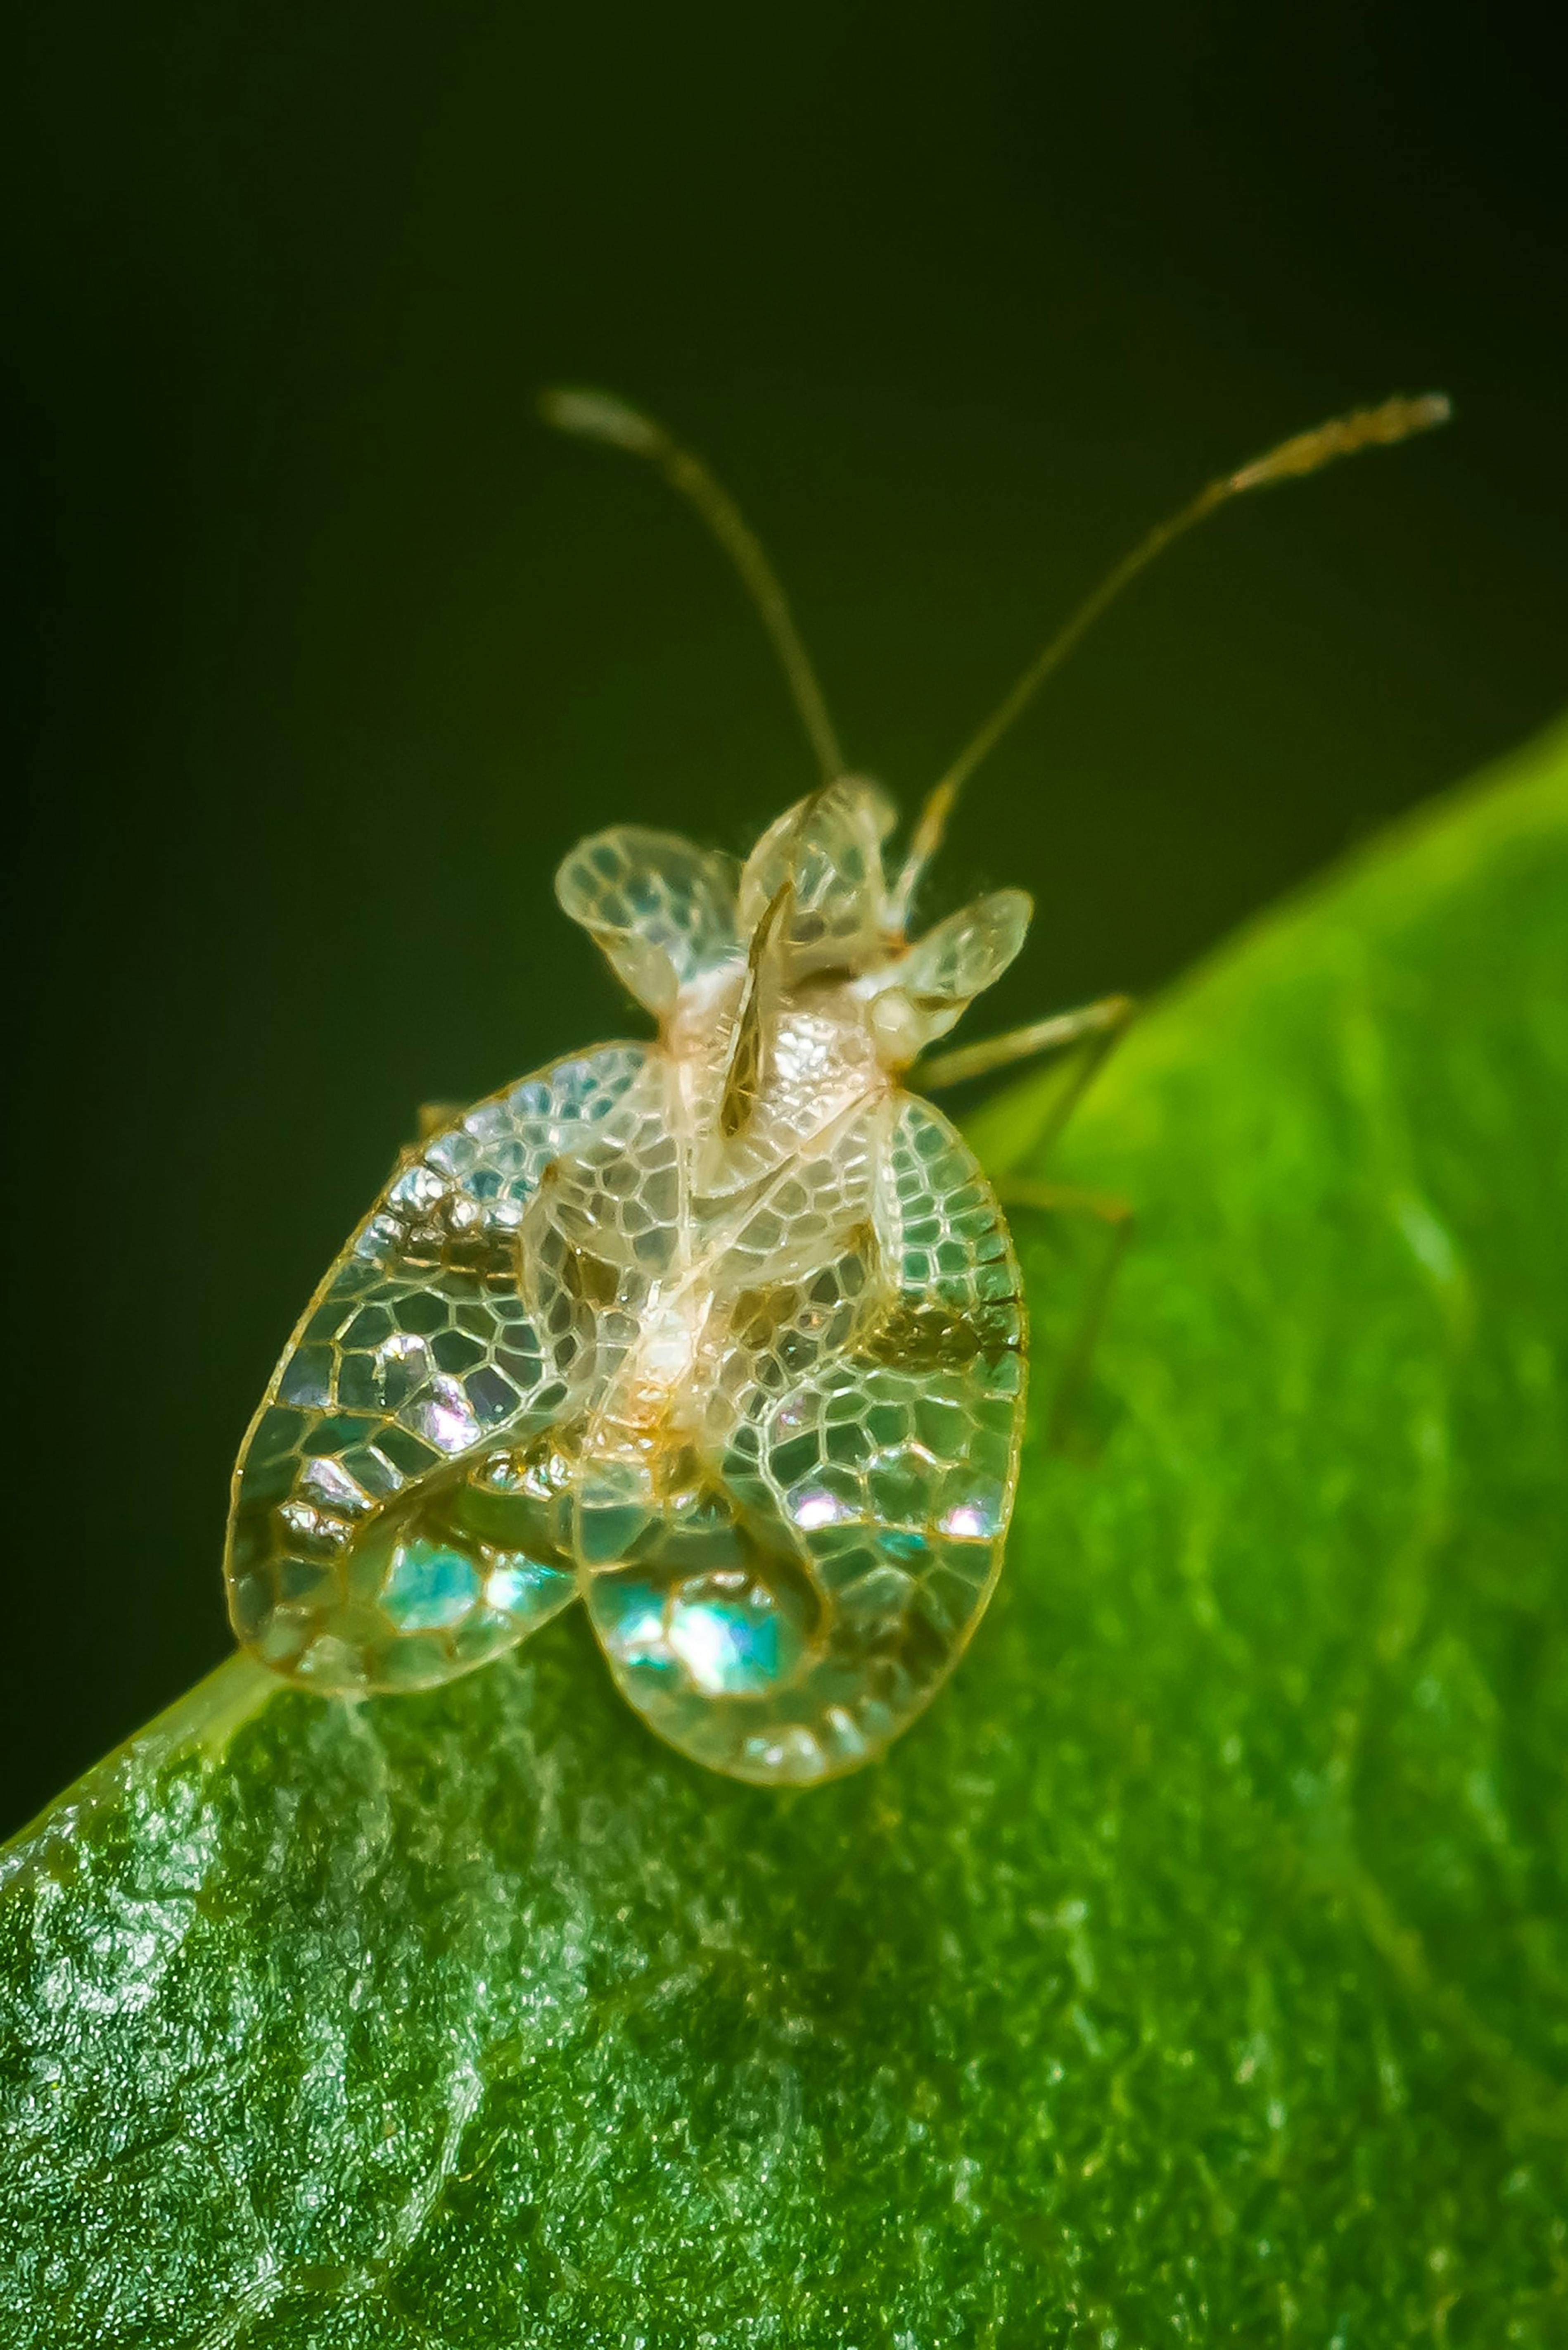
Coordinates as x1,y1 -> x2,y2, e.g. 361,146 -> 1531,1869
556,774 -> 1030,1074
541,382 -> 1449,1069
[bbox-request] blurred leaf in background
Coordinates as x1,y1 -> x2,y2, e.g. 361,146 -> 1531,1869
5,722 -> 1563,2346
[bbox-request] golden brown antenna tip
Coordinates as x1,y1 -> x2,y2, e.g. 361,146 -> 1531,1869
538,385 -> 665,457
920,387 -> 1453,820
1227,391 -> 1453,496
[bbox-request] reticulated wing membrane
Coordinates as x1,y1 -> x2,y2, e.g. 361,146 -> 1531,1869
737,777 -> 897,974
717,1098 -> 883,1287
517,1055 -> 684,1397
579,1092 -> 1027,1783
555,827 -> 741,1014
225,1043 -> 650,1694
569,1097 -> 883,1580
901,890 -> 1031,1025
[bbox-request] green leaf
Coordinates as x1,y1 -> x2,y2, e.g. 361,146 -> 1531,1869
5,724 -> 1566,2348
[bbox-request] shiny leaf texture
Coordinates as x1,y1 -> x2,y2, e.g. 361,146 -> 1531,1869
4,723 -> 1566,2348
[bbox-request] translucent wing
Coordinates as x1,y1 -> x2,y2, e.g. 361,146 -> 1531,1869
902,889 -> 1031,1014
224,1043 -> 649,1693
576,1091 -> 1027,1783
737,776 -> 898,974
516,1053 -> 685,1398
555,827 -> 741,1014
869,889 -> 1034,1065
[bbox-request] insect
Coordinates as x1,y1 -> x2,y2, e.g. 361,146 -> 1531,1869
224,385 -> 1449,1783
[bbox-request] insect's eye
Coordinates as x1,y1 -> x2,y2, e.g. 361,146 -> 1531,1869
867,988 -> 926,1068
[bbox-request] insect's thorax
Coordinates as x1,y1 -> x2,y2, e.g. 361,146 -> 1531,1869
669,957 -> 890,1179
572,962 -> 898,1462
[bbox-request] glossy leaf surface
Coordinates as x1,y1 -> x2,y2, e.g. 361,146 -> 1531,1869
4,725 -> 1566,2346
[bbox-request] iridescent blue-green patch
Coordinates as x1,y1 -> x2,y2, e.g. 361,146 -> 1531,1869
382,1539 -> 479,1632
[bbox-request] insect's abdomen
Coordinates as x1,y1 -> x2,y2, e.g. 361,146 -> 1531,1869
577,1093 -> 1027,1783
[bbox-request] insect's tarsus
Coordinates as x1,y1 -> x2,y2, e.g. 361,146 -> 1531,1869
539,385 -> 846,787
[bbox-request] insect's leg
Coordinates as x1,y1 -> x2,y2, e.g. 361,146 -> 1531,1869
916,993 -> 1132,1095
916,992 -> 1133,1190
415,1100 -> 465,1142
998,1175 -> 1131,1222
382,1105 -> 464,1185
996,1175 -> 1134,1452
921,996 -> 1134,1441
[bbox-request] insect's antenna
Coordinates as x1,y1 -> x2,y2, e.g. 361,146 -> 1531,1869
539,385 -> 846,786
891,391 -> 1452,921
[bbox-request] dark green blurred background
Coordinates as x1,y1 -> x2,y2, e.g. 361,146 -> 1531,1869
5,1 -> 1565,1837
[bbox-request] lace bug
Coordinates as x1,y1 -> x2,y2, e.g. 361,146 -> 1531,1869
225,387 -> 1448,1782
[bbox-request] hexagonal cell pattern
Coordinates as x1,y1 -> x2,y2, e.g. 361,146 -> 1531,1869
225,1045 -> 646,1691
580,1092 -> 1025,1782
